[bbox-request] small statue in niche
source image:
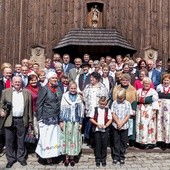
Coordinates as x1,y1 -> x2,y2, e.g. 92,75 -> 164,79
91,5 -> 99,28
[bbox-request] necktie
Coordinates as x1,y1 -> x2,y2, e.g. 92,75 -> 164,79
83,73 -> 86,81
23,76 -> 27,86
63,64 -> 67,73
5,79 -> 11,88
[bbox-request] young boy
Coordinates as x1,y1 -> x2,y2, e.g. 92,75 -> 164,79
90,96 -> 112,167
111,89 -> 132,165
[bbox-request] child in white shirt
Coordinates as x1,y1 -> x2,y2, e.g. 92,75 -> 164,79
90,96 -> 112,167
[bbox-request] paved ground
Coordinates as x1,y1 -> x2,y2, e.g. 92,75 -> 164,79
0,147 -> 170,170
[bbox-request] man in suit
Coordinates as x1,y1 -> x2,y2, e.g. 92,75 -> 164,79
13,64 -> 22,76
62,54 -> 75,74
69,58 -> 83,81
75,62 -> 91,93
147,60 -> 161,88
155,58 -> 164,73
0,76 -> 32,168
21,66 -> 29,88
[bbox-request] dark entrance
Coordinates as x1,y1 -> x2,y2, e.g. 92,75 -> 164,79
53,28 -> 136,61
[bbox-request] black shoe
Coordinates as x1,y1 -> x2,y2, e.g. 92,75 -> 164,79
146,144 -> 156,149
64,159 -> 69,167
70,160 -> 75,167
112,159 -> 118,165
19,160 -> 27,166
6,162 -> 14,168
120,159 -> 125,165
46,158 -> 54,166
102,162 -> 106,167
96,162 -> 100,167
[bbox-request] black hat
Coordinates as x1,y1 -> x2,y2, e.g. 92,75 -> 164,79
81,62 -> 91,68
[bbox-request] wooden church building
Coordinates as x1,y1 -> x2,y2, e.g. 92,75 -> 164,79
0,0 -> 170,67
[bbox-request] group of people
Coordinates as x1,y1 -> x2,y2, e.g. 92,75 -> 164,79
0,53 -> 170,168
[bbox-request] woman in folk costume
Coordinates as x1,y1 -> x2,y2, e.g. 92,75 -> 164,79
35,72 -> 62,164
112,73 -> 137,146
136,77 -> 159,147
156,73 -> 170,146
60,81 -> 84,167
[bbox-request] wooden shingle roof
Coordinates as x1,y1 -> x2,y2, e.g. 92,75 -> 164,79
53,28 -> 136,52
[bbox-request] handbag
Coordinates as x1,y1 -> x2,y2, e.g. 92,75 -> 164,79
25,123 -> 37,144
0,101 -> 12,129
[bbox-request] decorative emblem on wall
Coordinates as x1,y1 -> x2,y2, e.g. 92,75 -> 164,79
144,47 -> 158,64
30,45 -> 46,69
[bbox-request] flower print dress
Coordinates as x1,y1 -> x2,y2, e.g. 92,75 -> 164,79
156,84 -> 170,143
60,92 -> 84,156
136,88 -> 159,144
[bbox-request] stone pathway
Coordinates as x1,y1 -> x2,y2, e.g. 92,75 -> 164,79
0,147 -> 170,170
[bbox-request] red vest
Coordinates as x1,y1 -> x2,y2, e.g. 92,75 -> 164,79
93,107 -> 109,125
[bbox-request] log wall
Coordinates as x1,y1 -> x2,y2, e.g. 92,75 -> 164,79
0,0 -> 170,67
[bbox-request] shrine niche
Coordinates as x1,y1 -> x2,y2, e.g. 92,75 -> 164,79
30,45 -> 46,69
144,47 -> 158,64
87,2 -> 103,28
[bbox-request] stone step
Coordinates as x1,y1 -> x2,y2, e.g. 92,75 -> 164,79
82,143 -> 170,154
1,144 -> 167,158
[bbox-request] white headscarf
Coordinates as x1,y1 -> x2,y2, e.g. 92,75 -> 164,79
46,71 -> 57,80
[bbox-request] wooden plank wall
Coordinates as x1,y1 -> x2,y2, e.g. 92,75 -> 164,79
0,0 -> 170,67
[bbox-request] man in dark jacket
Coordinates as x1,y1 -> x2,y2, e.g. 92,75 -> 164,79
0,67 -> 13,155
0,76 -> 32,168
